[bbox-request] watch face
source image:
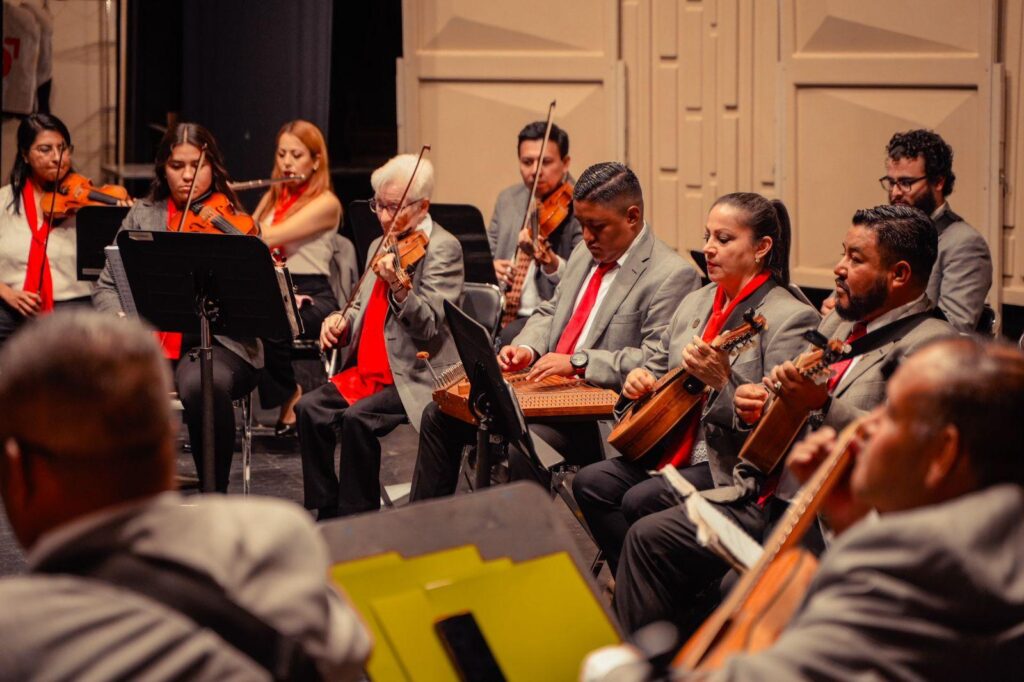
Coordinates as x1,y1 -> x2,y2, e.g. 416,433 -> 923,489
571,351 -> 587,368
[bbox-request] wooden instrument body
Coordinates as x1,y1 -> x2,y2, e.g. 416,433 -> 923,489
42,172 -> 129,220
432,367 -> 618,425
180,193 -> 259,236
608,313 -> 768,461
374,229 -> 429,290
673,418 -> 864,672
738,339 -> 848,475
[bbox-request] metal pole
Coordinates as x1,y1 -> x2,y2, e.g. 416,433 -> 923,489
199,304 -> 216,492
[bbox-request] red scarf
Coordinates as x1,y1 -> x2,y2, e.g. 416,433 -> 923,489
657,271 -> 772,470
330,278 -> 395,404
20,182 -> 54,312
272,183 -> 306,224
154,201 -> 185,359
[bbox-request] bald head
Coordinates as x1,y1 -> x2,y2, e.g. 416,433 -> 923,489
0,310 -> 176,548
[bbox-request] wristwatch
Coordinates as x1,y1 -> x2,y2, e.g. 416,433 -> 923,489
570,350 -> 589,376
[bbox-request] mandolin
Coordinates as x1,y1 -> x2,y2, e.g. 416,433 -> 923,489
673,417 -> 869,671
737,333 -> 849,475
607,309 -> 767,461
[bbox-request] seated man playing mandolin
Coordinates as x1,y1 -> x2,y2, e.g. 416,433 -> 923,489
613,205 -> 954,634
586,336 -> 1024,680
490,121 -> 582,346
573,192 -> 820,576
409,162 -> 701,502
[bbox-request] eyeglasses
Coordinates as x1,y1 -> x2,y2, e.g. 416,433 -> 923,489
30,143 -> 73,158
369,197 -> 422,216
879,175 -> 927,192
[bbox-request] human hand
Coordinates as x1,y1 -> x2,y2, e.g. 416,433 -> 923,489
820,296 -> 836,316
320,312 -> 348,350
526,352 -> 574,381
681,335 -> 731,391
734,383 -> 770,425
493,259 -> 514,286
766,360 -> 830,412
786,425 -> 871,534
295,294 -> 313,309
498,345 -> 533,371
622,368 -> 656,400
1,287 -> 42,317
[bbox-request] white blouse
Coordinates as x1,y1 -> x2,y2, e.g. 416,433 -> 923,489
0,184 -> 92,301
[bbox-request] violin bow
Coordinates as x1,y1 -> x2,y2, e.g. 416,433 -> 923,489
177,144 -> 208,232
513,100 -> 557,267
332,144 -> 431,326
36,145 -> 67,294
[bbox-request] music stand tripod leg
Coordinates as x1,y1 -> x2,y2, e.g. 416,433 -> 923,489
474,416 -> 493,490
198,294 -> 217,493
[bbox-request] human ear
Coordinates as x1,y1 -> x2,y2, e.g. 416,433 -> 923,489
924,424 -> 961,489
890,261 -> 913,288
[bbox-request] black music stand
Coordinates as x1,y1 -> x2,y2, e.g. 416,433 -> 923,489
117,231 -> 295,492
444,299 -> 546,490
75,206 -> 130,280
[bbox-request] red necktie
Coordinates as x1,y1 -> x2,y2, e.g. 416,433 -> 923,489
827,322 -> 867,392
555,262 -> 616,354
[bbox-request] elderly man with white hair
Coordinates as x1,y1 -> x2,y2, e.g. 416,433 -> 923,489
296,153 -> 464,519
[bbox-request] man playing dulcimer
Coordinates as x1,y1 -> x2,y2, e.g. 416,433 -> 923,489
410,162 -> 701,501
613,204 -> 954,634
491,120 -> 582,346
573,192 -> 820,576
585,336 -> 1024,680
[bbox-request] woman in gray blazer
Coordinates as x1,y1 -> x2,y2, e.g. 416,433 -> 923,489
93,123 -> 262,493
573,192 -> 820,573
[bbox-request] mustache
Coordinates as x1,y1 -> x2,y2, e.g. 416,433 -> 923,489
835,279 -> 850,294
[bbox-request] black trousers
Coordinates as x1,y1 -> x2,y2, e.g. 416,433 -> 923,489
409,400 -> 605,501
295,382 -> 407,515
258,275 -> 335,408
497,315 -> 530,347
613,493 -> 767,635
0,296 -> 92,350
573,458 -> 714,574
175,346 -> 261,492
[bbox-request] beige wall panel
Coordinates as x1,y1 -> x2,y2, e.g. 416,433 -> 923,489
415,81 -> 614,215
621,0 -> 652,189
790,87 -> 983,287
654,175 -> 679,248
1000,0 -> 1024,304
654,64 -> 680,170
793,0 -> 983,56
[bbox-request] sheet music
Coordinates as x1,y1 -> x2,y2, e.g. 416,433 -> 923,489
103,246 -> 137,316
657,465 -> 764,572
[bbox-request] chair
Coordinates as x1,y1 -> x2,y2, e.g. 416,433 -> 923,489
236,391 -> 255,495
459,282 -> 503,340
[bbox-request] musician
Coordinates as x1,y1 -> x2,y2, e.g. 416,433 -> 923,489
822,129 -> 991,332
0,310 -> 370,679
0,113 -> 94,347
613,204 -> 954,634
490,121 -> 582,345
295,153 -> 463,519
573,193 -> 820,574
94,122 -> 262,493
409,162 -> 701,502
691,338 -> 1022,680
253,120 -> 349,436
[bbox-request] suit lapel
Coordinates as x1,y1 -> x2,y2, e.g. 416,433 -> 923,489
580,230 -> 652,348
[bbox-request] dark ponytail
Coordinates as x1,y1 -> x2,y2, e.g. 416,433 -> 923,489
710,192 -> 791,285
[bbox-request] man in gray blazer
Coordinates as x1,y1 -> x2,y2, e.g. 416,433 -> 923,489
296,154 -> 464,519
410,162 -> 701,501
589,337 -> 1024,681
0,310 -> 370,680
614,205 -> 954,634
824,129 -> 992,332
490,121 -> 582,345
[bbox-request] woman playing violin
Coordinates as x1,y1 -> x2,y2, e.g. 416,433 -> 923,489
0,114 -> 103,347
253,120 -> 353,436
93,122 -> 260,492
573,192 -> 821,579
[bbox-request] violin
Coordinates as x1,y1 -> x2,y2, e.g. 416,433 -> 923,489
40,172 -> 129,220
373,228 -> 429,290
535,179 -> 574,240
608,310 -> 767,461
175,192 -> 259,236
673,418 -> 869,672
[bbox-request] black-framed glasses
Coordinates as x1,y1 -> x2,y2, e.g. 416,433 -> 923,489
879,175 -> 927,192
369,197 -> 423,216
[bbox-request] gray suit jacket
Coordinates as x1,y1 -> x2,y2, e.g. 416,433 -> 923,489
644,281 -> 820,486
488,182 -> 582,301
91,199 -> 263,368
928,204 -> 992,332
512,228 -> 700,389
712,484 -> 1024,681
337,222 -> 463,431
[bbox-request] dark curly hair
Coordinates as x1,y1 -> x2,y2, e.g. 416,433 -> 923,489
886,129 -> 955,197
517,121 -> 570,159
851,204 -> 937,287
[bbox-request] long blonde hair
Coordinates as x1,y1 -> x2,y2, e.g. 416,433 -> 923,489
254,119 -> 332,222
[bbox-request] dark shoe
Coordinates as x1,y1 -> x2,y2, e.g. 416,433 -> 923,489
316,506 -> 342,522
274,420 -> 297,438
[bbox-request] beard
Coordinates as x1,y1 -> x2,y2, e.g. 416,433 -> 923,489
890,188 -> 938,216
835,275 -> 889,321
